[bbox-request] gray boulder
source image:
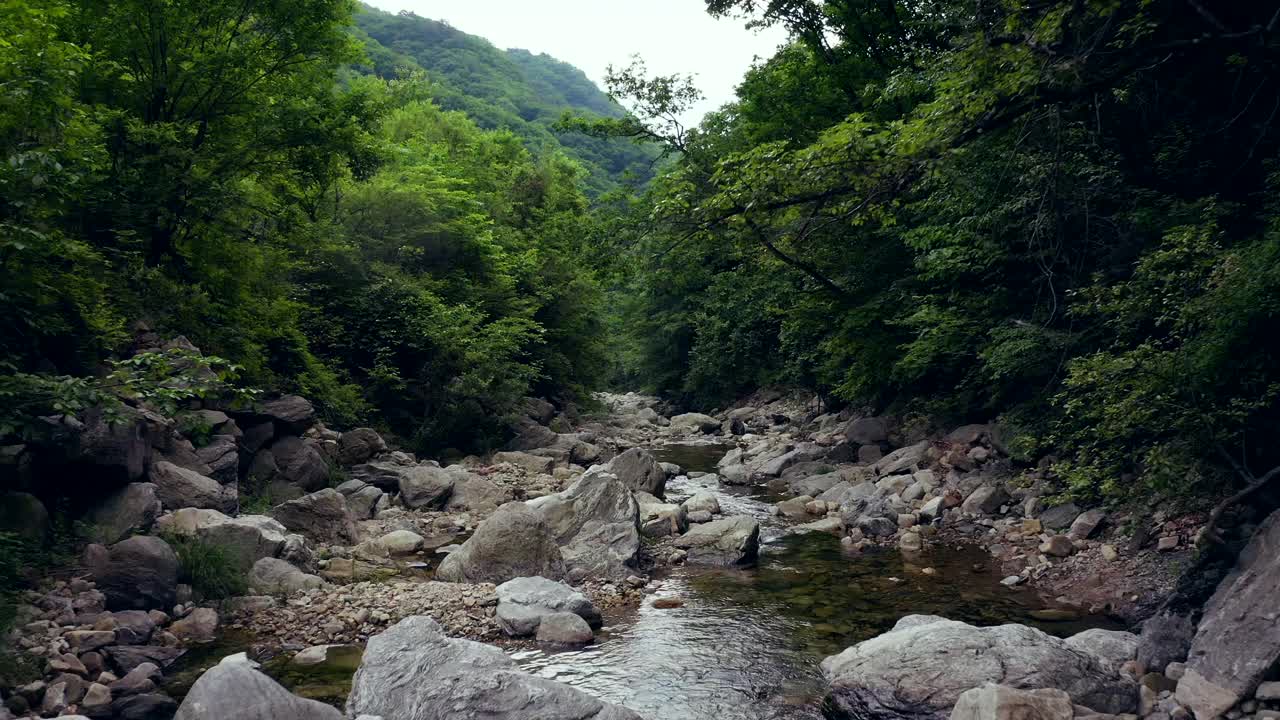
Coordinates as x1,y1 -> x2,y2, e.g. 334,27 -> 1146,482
845,417 -> 889,445
682,491 -> 720,515
435,503 -> 566,584
759,444 -> 826,477
347,616 -> 642,720
1176,508 -> 1280,720
873,441 -> 932,476
528,473 -> 640,581
492,451 -> 556,475
195,434 -> 239,484
102,645 -> 184,674
606,447 -> 667,497
1039,503 -> 1081,531
268,437 -> 329,492
270,489 -> 356,545
345,485 -> 384,520
506,418 -> 560,452
258,395 -> 317,435
156,508 -> 287,573
445,473 -> 512,513
820,615 -> 1136,720
636,492 -> 688,538
149,461 -> 235,512
174,654 -> 342,720
249,557 -> 324,594
495,576 -> 601,637
962,485 -> 1010,516
85,536 -> 179,611
0,491 -> 50,541
672,515 -> 760,566
669,413 -> 720,433
396,465 -> 455,510
950,684 -> 1073,720
536,612 -> 594,645
85,483 -> 162,545
337,428 -> 385,466
1064,629 -> 1139,671
790,471 -> 844,498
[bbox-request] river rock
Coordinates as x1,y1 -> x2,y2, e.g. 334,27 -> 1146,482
1064,629 -> 1140,671
506,418 -> 561,452
84,483 -> 162,545
169,607 -> 218,643
0,491 -> 49,542
669,412 -> 720,433
73,406 -> 154,482
820,615 -> 1136,720
528,473 -> 640,581
86,536 -> 179,611
495,576 -> 601,637
673,515 -> 760,566
101,645 -> 184,674
347,616 -> 642,720
337,428 -> 385,466
445,473 -> 511,513
377,530 -> 424,555
492,451 -> 556,475
195,434 -> 239,484
535,612 -> 594,645
112,610 -> 158,645
268,437 -> 329,492
248,557 -> 324,594
156,508 -> 288,573
636,492 -> 688,538
1039,503 -> 1081,531
845,417 -> 889,445
436,502 -> 567,584
396,465 -> 455,509
270,489 -> 356,545
345,485 -> 384,520
874,441 -> 931,476
173,653 -> 341,720
962,485 -> 1009,516
112,692 -> 178,719
791,471 -> 844,497
148,461 -> 235,512
950,684 -> 1073,720
1068,509 -> 1107,540
257,395 -> 317,435
760,444 -> 827,477
683,491 -> 720,515
606,447 -> 667,497
1176,508 -> 1280,720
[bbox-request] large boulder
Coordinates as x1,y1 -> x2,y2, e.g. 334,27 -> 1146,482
396,465 -> 455,510
1176,508 -> 1280,720
1063,629 -> 1140,672
195,435 -> 239,484
950,684 -> 1073,720
873,441 -> 932,476
495,576 -> 601,637
527,473 -> 640,581
672,515 -> 760,566
492,450 -> 556,475
521,397 -> 558,425
845,417 -> 889,446
759,444 -> 827,478
258,395 -> 317,435
635,492 -> 689,538
435,503 -> 566,584
962,485 -> 1010,516
270,489 -> 356,545
606,447 -> 667,498
85,483 -> 162,545
669,413 -> 720,434
0,491 -> 50,541
336,428 -> 385,466
506,418 -> 560,452
347,616 -> 642,720
73,406 -> 154,482
149,461 -> 236,512
267,437 -> 329,492
820,615 -> 1136,720
445,473 -> 512,513
156,508 -> 287,573
174,654 -> 342,720
249,557 -> 324,594
85,536 -> 179,611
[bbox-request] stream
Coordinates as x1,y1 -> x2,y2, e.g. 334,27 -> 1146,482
510,442 -> 1117,720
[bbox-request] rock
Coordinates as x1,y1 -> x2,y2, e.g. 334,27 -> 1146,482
66,630 -> 116,653
950,684 -> 1074,720
821,615 -> 1136,720
436,503 -> 566,584
791,471 -> 844,498
268,437 -> 329,492
248,557 -> 324,594
148,461 -> 235,512
528,473 -> 640,581
111,610 -> 158,645
495,576 -> 601,637
109,662 -> 162,696
173,653 -> 342,720
0,491 -> 50,541
920,496 -> 946,522
195,434 -> 239,484
846,417 -> 889,445
396,465 -> 455,510
345,485 -> 384,520
669,412 -> 720,433
1040,535 -> 1075,557
347,616 -> 642,720
377,530 -> 424,555
1138,613 -> 1194,676
270,489 -> 356,544
535,612 -> 594,644
672,515 -> 760,566
85,484 -> 162,545
73,406 -> 154,483
1068,510 -> 1107,540
1039,503 -> 1082,531
156,508 -> 288,573
101,646 -> 184,675
506,418 -> 560,452
80,682 -> 112,716
962,485 -> 1010,516
899,531 -> 923,552
1065,629 -> 1140,671
1101,544 -> 1120,561
606,447 -> 667,497
257,395 -> 318,435
874,441 -> 932,476
337,429 -> 385,466
1176,509 -> 1280,719
112,692 -> 178,720
795,516 -> 845,534
169,607 -> 218,643
760,444 -> 827,477
291,644 -> 361,668
687,510 -> 713,523
1256,682 -> 1280,701
86,536 -> 179,611
636,492 -> 688,538
445,473 -> 511,513
492,451 -> 556,475
1157,536 -> 1179,551
683,491 -> 720,515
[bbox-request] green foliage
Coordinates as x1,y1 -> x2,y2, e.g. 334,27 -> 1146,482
164,534 -> 248,601
594,0 -> 1280,500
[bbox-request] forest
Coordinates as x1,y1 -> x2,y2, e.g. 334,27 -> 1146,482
4,0 -> 1280,505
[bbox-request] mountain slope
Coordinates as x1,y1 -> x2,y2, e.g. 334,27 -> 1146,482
353,6 -> 657,194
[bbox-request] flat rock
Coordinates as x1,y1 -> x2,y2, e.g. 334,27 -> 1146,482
672,515 -> 760,566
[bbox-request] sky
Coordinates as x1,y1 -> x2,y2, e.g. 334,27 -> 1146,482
363,0 -> 790,124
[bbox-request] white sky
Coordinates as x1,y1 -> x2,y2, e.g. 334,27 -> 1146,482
363,0 -> 790,125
